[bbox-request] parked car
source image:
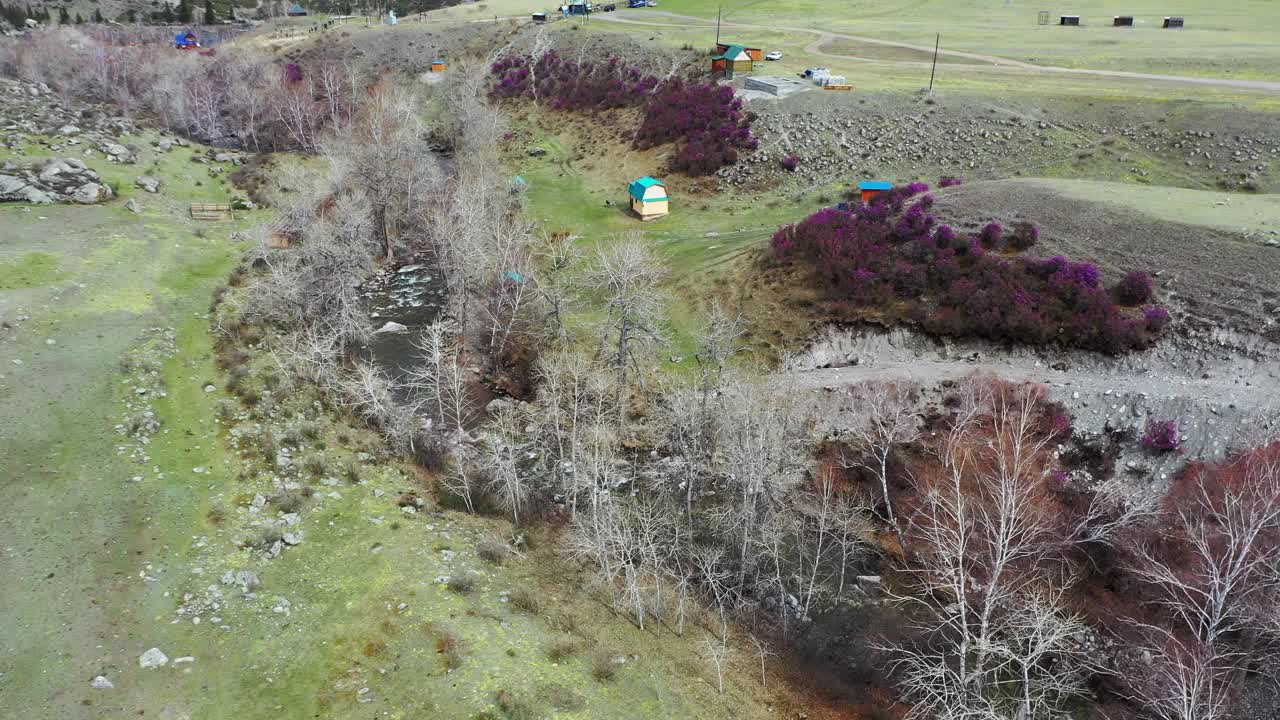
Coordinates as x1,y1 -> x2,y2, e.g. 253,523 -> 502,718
765,50 -> 783,61
646,0 -> 658,6
601,2 -> 616,9
628,0 -> 645,6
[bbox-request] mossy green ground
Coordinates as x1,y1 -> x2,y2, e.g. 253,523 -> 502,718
0,135 -> 791,718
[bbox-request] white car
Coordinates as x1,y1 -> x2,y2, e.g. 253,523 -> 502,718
765,51 -> 783,61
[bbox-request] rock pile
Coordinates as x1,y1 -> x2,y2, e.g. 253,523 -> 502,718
0,156 -> 114,204
1,78 -> 138,157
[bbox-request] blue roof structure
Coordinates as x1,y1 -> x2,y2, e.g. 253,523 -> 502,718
629,176 -> 666,201
859,181 -> 892,191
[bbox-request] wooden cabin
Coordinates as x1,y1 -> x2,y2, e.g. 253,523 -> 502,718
1162,16 -> 1184,28
711,44 -> 754,77
1113,15 -> 1134,27
859,180 -> 891,203
430,59 -> 448,72
715,42 -> 762,62
1059,15 -> 1080,26
629,177 -> 669,221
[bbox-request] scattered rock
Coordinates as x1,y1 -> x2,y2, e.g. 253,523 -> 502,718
135,176 -> 160,193
125,198 -> 140,214
90,675 -> 114,689
374,321 -> 408,334
138,648 -> 169,669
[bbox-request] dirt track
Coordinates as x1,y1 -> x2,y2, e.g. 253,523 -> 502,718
788,324 -> 1280,471
596,11 -> 1280,93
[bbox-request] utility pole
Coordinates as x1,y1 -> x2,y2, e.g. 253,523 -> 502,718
928,33 -> 939,94
716,4 -> 721,45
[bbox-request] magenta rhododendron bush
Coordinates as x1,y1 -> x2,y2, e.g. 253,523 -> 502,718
491,52 -> 757,176
770,182 -> 1170,353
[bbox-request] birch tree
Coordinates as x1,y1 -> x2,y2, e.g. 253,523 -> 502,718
586,236 -> 667,424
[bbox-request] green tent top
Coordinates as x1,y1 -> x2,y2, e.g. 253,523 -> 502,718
629,176 -> 666,201
712,44 -> 747,61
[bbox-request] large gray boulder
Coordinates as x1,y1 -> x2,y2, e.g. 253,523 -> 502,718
0,174 -> 57,204
135,176 -> 160,193
100,142 -> 135,163
71,182 -> 113,205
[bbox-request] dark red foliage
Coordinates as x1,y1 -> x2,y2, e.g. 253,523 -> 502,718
770,185 -> 1167,353
490,52 -> 756,176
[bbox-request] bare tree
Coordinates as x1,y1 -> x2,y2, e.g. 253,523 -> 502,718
833,379 -> 921,537
748,634 -> 777,688
586,236 -> 667,424
703,634 -> 730,695
483,405 -> 533,524
407,320 -> 478,432
889,377 -> 1080,720
717,377 -> 810,599
1125,627 -> 1234,720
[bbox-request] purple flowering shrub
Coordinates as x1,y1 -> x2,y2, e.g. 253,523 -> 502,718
490,52 -> 756,176
939,176 -> 963,188
770,182 -> 1168,353
1143,306 -> 1171,332
781,154 -> 800,172
635,79 -> 757,175
1116,270 -> 1154,305
1141,418 -> 1181,453
1008,221 -> 1040,250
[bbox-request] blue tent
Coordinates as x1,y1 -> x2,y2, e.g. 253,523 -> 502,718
286,4 -> 308,15
174,32 -> 199,49
858,181 -> 892,191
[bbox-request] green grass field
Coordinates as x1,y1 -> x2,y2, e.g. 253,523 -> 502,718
430,0 -> 1280,86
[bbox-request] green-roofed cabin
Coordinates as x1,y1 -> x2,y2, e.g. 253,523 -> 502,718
712,42 -> 758,77
628,177 -> 669,221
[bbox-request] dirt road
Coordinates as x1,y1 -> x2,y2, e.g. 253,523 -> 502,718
787,325 -> 1280,464
596,12 -> 1280,93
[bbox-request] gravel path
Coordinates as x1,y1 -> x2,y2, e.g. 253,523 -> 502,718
787,325 -> 1280,464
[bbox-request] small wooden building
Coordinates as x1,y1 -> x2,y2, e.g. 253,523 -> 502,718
859,180 -> 891,203
629,177 -> 669,220
1162,16 -> 1184,28
715,42 -> 762,62
1059,15 -> 1080,26
1113,15 -> 1134,27
568,1 -> 590,15
711,44 -> 754,77
174,32 -> 200,50
532,11 -> 548,23
430,59 -> 448,72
